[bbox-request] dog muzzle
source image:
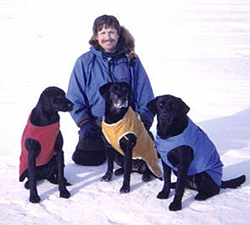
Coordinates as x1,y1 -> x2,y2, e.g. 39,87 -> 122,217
114,100 -> 128,109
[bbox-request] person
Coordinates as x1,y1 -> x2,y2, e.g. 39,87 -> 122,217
67,15 -> 155,167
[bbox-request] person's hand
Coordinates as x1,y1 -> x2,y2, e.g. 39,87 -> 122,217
80,121 -> 102,138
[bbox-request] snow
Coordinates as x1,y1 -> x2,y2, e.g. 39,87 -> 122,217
1,0 -> 250,224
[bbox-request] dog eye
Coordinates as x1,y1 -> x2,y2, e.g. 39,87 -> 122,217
55,95 -> 63,101
158,102 -> 164,108
113,86 -> 118,91
122,87 -> 127,93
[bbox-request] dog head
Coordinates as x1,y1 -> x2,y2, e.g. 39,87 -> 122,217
37,87 -> 74,113
147,95 -> 190,139
99,82 -> 131,109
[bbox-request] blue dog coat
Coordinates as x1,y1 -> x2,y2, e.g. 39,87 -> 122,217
156,118 -> 223,186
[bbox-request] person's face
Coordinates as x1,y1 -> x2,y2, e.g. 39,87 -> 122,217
96,26 -> 119,53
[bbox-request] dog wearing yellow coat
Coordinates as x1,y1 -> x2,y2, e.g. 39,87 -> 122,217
99,82 -> 162,193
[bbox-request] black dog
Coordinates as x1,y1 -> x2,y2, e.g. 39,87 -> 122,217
147,95 -> 246,211
99,82 -> 162,193
19,86 -> 74,203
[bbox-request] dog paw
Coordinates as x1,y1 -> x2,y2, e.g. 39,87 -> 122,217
195,193 -> 206,201
114,168 -> 124,176
120,185 -> 130,194
142,173 -> 152,182
29,194 -> 41,203
169,201 -> 182,211
195,192 -> 215,201
101,173 -> 112,182
157,190 -> 169,199
60,189 -> 70,199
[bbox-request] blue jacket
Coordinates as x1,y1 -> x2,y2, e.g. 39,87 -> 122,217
67,46 -> 154,125
156,118 -> 223,186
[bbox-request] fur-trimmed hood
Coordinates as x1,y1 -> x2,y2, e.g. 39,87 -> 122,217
89,26 -> 137,63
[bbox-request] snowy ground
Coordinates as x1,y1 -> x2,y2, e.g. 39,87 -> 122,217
0,0 -> 250,224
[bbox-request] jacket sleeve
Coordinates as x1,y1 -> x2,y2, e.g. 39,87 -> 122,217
66,57 -> 90,126
132,56 -> 154,124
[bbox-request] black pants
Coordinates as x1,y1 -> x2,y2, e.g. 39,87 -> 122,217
72,131 -> 106,166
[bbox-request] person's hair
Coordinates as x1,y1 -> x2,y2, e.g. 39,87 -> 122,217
93,14 -> 121,36
89,15 -> 121,48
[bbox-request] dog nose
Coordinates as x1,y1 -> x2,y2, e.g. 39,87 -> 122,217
160,114 -> 170,121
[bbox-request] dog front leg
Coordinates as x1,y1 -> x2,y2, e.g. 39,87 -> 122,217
169,158 -> 191,211
168,146 -> 193,211
101,146 -> 115,181
169,169 -> 187,211
157,160 -> 171,199
54,132 -> 70,199
56,151 -> 70,198
120,146 -> 132,193
119,134 -> 136,193
26,138 -> 41,203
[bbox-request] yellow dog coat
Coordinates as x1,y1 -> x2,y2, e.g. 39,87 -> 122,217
102,107 -> 162,178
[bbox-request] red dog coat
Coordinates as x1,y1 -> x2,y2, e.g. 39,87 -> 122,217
19,113 -> 60,179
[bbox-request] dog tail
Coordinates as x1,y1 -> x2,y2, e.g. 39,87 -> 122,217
221,175 -> 246,189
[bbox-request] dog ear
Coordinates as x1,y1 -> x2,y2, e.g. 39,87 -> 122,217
99,83 -> 112,100
176,97 -> 190,115
147,97 -> 158,116
37,88 -> 51,110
